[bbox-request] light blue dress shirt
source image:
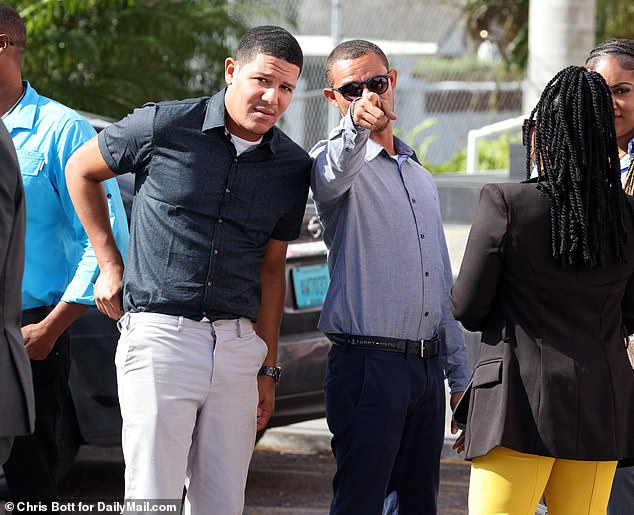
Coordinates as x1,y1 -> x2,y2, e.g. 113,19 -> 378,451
3,81 -> 129,310
310,113 -> 471,393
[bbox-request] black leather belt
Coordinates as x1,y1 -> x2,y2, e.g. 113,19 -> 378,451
326,333 -> 439,358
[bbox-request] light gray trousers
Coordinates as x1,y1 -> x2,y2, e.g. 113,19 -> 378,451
116,312 -> 268,515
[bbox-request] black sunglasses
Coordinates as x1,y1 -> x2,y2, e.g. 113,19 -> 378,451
522,118 -> 536,147
331,74 -> 391,102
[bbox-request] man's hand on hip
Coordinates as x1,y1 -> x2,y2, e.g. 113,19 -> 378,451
96,263 -> 124,320
256,375 -> 276,432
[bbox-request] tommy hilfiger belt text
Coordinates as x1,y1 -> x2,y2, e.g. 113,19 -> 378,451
326,333 -> 439,358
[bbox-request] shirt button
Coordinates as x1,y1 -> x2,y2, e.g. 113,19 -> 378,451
207,281 -> 213,287
213,249 -> 219,255
106,193 -> 112,199
225,187 -> 231,193
420,233 -> 425,239
234,157 -> 238,162
425,272 -> 429,277
412,198 -> 417,203
218,218 -> 224,224
424,312 -> 429,317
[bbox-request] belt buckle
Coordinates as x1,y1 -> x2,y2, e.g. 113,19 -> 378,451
419,339 -> 426,358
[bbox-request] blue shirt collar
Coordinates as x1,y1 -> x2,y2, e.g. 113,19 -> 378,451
3,81 -> 38,132
365,135 -> 421,167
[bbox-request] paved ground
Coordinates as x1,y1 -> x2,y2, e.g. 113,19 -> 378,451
243,449 -> 470,515
53,443 -> 470,515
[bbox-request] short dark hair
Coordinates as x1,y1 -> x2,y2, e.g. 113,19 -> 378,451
325,40 -> 389,85
585,38 -> 634,71
235,26 -> 303,74
0,3 -> 25,48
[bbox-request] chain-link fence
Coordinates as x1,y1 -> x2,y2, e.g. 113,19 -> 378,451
240,0 -> 525,170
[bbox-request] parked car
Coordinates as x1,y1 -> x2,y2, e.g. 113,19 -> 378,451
2,113 -> 331,482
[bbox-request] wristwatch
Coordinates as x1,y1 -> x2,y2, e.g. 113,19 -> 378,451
258,365 -> 282,383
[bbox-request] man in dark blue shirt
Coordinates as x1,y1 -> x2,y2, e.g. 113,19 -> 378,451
66,26 -> 310,514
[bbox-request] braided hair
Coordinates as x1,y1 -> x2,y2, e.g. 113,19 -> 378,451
525,66 -> 628,269
585,39 -> 634,72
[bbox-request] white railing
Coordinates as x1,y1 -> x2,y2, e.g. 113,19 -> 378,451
466,114 -> 526,175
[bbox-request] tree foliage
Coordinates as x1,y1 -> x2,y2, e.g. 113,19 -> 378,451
11,0 -> 272,118
463,0 -> 634,72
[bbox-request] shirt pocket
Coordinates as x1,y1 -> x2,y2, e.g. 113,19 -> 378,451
17,150 -> 46,177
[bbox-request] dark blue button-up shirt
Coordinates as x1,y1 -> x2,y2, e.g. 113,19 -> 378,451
98,90 -> 311,321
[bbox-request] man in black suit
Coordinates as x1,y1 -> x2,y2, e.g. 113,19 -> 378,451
0,120 -> 34,466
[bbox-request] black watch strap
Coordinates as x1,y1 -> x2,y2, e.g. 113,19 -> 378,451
349,97 -> 360,126
258,365 -> 281,383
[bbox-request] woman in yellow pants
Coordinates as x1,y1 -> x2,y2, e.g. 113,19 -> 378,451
470,447 -> 616,514
450,65 -> 634,515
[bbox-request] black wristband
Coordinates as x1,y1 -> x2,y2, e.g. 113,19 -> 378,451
258,365 -> 281,383
348,98 -> 361,126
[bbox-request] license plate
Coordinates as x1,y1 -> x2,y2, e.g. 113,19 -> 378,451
291,264 -> 330,309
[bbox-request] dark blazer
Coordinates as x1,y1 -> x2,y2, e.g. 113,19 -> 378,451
450,182 -> 634,461
0,120 -> 34,439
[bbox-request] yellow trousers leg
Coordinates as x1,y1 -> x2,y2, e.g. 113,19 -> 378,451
468,446 -> 617,515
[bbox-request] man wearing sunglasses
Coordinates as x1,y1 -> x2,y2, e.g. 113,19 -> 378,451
310,40 -> 470,514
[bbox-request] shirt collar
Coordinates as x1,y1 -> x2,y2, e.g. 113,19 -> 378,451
202,88 -> 277,156
3,81 -> 38,132
364,135 -> 417,163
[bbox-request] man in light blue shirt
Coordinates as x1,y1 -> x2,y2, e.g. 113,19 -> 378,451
0,3 -> 128,503
311,40 -> 470,514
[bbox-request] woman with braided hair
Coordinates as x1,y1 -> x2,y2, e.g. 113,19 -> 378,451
586,39 -> 634,192
586,38 -> 634,515
449,66 -> 634,514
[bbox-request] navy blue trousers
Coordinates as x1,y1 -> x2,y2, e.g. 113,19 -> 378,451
325,344 -> 445,515
608,466 -> 634,515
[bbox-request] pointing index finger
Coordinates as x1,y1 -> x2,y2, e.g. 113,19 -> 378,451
363,89 -> 382,107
